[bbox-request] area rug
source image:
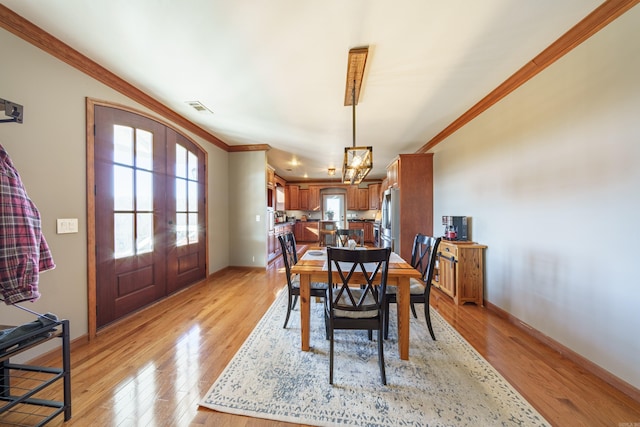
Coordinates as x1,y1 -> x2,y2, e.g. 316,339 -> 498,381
199,289 -> 549,426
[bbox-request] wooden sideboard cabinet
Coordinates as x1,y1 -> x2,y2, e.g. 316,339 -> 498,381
432,240 -> 486,306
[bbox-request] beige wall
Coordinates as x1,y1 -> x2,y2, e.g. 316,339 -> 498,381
0,28 -> 233,359
431,7 -> 640,388
228,151 -> 268,267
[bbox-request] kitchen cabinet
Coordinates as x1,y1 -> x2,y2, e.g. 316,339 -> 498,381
364,222 -> 374,243
285,185 -> 300,210
387,159 -> 399,188
368,183 -> 381,210
346,186 -> 358,210
267,166 -> 276,209
299,189 -> 309,210
347,186 -> 370,211
308,185 -> 321,211
268,231 -> 277,259
347,221 -> 374,244
432,240 -> 486,306
297,221 -> 319,242
305,222 -> 319,242
266,166 -> 275,189
386,153 -> 434,261
270,223 -> 294,261
358,188 -> 369,210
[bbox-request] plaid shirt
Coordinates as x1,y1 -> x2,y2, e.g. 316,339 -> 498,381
0,145 -> 55,304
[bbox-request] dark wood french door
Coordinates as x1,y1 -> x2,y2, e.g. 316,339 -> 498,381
94,106 -> 205,328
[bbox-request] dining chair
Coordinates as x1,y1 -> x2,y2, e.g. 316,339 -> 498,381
384,234 -> 441,340
335,229 -> 350,247
349,229 -> 365,247
325,246 -> 391,385
278,232 -> 327,328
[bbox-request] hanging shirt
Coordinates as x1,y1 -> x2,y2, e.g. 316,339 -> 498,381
0,144 -> 55,304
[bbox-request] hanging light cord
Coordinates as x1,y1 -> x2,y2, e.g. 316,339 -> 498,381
352,80 -> 356,148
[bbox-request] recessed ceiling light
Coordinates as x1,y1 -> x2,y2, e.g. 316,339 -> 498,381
185,101 -> 213,114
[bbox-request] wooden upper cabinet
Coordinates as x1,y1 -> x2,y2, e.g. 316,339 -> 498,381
266,166 -> 275,189
368,183 -> 380,210
346,185 -> 358,210
286,185 -> 300,210
299,188 -> 309,210
357,188 -> 369,210
308,185 -> 321,211
387,159 -> 399,188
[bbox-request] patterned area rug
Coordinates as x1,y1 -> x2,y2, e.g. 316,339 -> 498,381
200,289 -> 549,426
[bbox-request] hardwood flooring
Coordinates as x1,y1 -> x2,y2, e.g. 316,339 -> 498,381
11,259 -> 640,427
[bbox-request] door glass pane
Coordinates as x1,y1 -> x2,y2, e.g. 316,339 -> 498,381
136,213 -> 154,254
176,178 -> 187,212
176,213 -> 187,246
188,213 -> 198,244
136,170 -> 153,211
188,181 -> 198,211
176,145 -> 187,178
188,152 -> 198,180
136,129 -> 153,170
175,144 -> 198,247
114,213 -> 134,258
114,166 -> 133,210
114,125 -> 134,165
113,125 -> 155,258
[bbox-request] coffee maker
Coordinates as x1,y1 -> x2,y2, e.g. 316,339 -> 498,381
442,216 -> 469,241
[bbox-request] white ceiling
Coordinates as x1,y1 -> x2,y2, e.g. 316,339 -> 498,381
2,0 -> 602,181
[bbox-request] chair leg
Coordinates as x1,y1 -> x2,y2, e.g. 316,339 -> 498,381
410,302 -> 417,318
378,326 -> 387,385
329,325 -> 335,385
383,299 -> 390,340
292,295 -> 299,310
424,303 -> 436,340
283,293 -> 293,328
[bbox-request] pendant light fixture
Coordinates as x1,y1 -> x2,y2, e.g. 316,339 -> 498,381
342,47 -> 372,185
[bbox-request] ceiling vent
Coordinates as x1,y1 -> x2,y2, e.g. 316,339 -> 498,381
185,101 -> 213,114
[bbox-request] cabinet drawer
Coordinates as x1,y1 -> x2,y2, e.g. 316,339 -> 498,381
438,242 -> 458,258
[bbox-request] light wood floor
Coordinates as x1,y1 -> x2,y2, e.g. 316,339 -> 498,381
15,258 -> 640,427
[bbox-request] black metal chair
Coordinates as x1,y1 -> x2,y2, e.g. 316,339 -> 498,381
349,229 -> 365,247
335,228 -> 364,247
335,229 -> 350,247
325,247 -> 391,385
384,234 -> 441,340
278,232 -> 327,328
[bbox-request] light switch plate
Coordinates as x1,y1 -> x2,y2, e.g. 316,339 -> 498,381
57,218 -> 78,234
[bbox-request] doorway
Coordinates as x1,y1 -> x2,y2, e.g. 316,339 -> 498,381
90,103 -> 206,331
322,190 -> 346,229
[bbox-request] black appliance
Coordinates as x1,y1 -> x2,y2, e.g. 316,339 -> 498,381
442,216 -> 469,241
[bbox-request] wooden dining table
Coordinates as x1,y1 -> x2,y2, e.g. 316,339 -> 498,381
290,246 -> 422,360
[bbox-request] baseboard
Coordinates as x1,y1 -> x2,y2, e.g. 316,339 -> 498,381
484,300 -> 640,403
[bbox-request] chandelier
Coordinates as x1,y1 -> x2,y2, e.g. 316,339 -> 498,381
342,47 -> 372,185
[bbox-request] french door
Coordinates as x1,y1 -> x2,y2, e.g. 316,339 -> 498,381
94,106 -> 206,328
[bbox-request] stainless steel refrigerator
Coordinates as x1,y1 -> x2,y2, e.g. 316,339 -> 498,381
380,187 -> 399,252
